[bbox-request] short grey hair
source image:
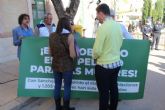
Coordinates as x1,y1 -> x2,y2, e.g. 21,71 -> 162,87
44,13 -> 52,19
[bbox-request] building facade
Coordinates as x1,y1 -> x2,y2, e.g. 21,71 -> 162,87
0,0 -> 58,37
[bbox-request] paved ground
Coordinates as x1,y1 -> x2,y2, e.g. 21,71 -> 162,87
0,38 -> 17,63
0,38 -> 31,110
0,37 -> 165,110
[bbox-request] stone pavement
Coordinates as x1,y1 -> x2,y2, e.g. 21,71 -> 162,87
0,37 -> 165,110
0,38 -> 33,110
0,38 -> 17,63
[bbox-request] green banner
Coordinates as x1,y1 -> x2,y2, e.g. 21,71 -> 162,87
18,36 -> 150,100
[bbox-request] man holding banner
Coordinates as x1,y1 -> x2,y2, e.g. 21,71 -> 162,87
93,4 -> 123,110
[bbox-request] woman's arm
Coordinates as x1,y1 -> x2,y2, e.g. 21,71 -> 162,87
68,34 -> 76,59
12,29 -> 21,46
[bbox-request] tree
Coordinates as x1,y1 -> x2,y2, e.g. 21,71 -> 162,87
51,0 -> 80,21
163,6 -> 165,23
152,0 -> 164,22
142,0 -> 152,24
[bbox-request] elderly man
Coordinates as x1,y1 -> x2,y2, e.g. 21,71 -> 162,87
35,13 -> 56,37
110,9 -> 133,39
93,9 -> 133,39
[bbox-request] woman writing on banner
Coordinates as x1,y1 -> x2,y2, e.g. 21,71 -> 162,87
49,17 -> 77,110
12,14 -> 34,60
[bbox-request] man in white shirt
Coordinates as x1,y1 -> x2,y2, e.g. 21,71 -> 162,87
35,13 -> 56,37
110,9 -> 133,39
93,9 -> 134,39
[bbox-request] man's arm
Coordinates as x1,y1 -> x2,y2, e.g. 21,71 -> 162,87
120,24 -> 133,39
68,34 -> 76,59
93,26 -> 106,59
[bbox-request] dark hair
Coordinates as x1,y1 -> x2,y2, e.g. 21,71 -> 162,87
56,17 -> 72,34
96,4 -> 110,16
18,14 -> 30,25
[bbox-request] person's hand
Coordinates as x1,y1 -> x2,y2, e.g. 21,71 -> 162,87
94,59 -> 97,64
146,33 -> 150,37
19,36 -> 24,40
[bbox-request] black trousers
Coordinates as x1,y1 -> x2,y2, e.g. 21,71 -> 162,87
95,65 -> 121,110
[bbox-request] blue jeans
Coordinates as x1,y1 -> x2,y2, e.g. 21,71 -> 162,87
53,70 -> 73,101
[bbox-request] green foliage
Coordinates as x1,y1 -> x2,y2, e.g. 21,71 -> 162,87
142,0 -> 152,23
152,0 -> 164,22
163,1 -> 165,23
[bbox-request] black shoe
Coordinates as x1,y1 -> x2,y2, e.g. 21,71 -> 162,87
108,104 -> 111,110
69,107 -> 75,110
62,106 -> 75,110
55,98 -> 62,110
118,99 -> 122,102
63,100 -> 75,110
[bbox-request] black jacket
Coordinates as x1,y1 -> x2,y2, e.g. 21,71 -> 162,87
153,23 -> 163,33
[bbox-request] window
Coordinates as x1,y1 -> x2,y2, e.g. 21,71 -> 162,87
32,0 -> 46,27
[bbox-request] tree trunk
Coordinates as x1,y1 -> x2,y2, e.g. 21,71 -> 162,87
51,0 -> 80,21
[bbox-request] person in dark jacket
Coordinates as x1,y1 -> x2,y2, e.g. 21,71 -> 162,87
151,20 -> 164,50
49,17 -> 76,110
141,21 -> 152,40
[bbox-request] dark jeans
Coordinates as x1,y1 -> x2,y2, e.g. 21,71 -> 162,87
151,33 -> 161,49
53,70 -> 73,101
95,65 -> 121,110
